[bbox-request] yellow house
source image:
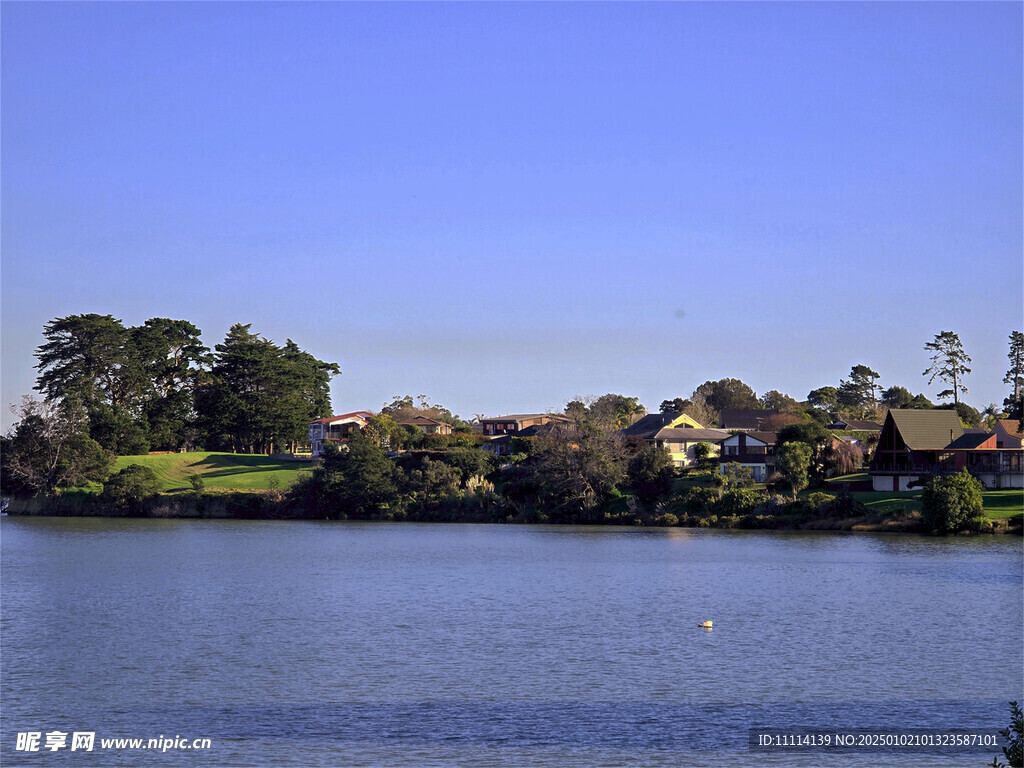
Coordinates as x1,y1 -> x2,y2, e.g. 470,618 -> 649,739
620,413 -> 729,467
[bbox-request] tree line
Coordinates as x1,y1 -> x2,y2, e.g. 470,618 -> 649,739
1,314 -> 339,495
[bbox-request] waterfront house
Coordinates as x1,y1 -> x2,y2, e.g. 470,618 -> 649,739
620,412 -> 727,467
309,411 -> 375,456
479,413 -> 569,437
994,419 -> 1023,449
868,409 -> 1023,490
717,431 -> 778,482
827,417 -> 883,431
397,415 -> 453,436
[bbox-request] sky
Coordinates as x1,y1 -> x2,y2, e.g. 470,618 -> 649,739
2,2 -> 1021,429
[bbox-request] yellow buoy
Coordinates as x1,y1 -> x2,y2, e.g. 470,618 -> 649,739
699,620 -> 713,629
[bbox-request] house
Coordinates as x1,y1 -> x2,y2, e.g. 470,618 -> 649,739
396,415 -> 453,436
718,409 -> 779,431
717,431 -> 777,482
309,411 -> 374,456
481,422 -> 559,456
620,412 -> 727,467
478,413 -> 571,456
994,419 -> 1023,449
479,413 -> 569,437
868,410 -> 1023,490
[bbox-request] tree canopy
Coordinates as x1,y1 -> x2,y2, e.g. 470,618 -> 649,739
923,331 -> 971,405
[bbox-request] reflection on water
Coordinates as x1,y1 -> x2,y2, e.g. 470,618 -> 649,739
1,518 -> 1020,767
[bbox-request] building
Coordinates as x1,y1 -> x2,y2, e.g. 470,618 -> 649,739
869,409 -> 1023,491
396,415 -> 453,436
718,409 -> 779,431
620,412 -> 727,467
479,413 -> 569,437
309,411 -> 374,457
718,431 -> 778,482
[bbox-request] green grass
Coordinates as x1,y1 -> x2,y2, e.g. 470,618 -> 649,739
825,473 -> 1023,520
110,452 -> 313,492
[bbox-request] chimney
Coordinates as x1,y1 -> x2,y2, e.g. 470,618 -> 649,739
950,429 -> 954,445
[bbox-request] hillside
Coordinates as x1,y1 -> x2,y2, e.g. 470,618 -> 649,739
112,452 -> 313,492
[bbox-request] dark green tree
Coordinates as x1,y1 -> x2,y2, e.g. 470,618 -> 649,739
626,443 -> 675,502
920,468 -> 984,533
923,331 -> 971,405
807,386 -> 839,411
881,386 -> 934,410
693,378 -> 759,413
777,421 -> 833,484
310,434 -> 399,519
776,441 -> 812,499
101,464 -> 161,514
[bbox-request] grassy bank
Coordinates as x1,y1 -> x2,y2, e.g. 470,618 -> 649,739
827,473 -> 1023,522
110,452 -> 313,492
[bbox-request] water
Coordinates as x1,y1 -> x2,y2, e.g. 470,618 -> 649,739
1,518 -> 1021,766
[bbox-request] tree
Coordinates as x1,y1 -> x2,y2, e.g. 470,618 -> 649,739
776,441 -> 812,499
920,469 -> 984,533
989,700 -> 1023,768
838,364 -> 881,411
881,386 -> 933,410
807,386 -> 839,411
307,434 -> 399,519
776,421 -> 832,483
101,464 -> 161,514
1004,332 -> 1024,421
132,318 -> 210,450
203,324 -> 339,453
0,397 -> 113,495
659,397 -> 686,414
626,443 -> 674,502
530,424 -> 629,521
563,394 -> 645,431
381,394 -> 461,427
693,378 -> 759,413
759,390 -> 801,412
923,331 -> 971,405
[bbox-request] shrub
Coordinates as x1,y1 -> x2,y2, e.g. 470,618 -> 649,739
654,512 -> 679,527
101,465 -> 161,513
990,700 -> 1023,768
718,488 -> 763,516
920,469 -> 985,533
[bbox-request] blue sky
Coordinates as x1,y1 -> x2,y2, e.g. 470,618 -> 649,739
2,2 -> 1021,427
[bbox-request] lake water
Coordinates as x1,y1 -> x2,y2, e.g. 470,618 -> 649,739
1,518 -> 1021,767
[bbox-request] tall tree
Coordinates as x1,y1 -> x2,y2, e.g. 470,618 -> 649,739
807,386 -> 839,412
132,318 -> 210,450
1004,331 -> 1024,414
693,378 -> 758,413
923,331 -> 972,405
838,364 -> 881,410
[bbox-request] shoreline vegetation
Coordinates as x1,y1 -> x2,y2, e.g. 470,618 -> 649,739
5,451 -> 1021,536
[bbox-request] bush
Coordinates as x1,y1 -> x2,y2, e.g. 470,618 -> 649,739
101,465 -> 161,513
920,469 -> 985,533
654,512 -> 679,527
990,700 -> 1023,768
717,488 -> 763,516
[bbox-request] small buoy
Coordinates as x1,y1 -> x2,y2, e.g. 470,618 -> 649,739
699,620 -> 713,629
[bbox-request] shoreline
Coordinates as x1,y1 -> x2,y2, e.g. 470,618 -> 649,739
5,491 -> 1021,536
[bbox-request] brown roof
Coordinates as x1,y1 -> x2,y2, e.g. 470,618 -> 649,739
479,413 -> 564,423
719,409 -> 778,430
996,419 -> 1023,439
397,415 -> 448,427
946,432 -> 996,450
887,409 -> 963,450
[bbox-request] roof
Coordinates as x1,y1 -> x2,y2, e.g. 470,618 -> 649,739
654,428 -> 730,442
830,419 -> 883,431
886,409 -> 963,450
946,432 -> 996,450
310,411 -> 374,425
397,415 -> 448,427
718,409 -> 778,430
479,413 -> 564,423
722,431 -> 777,446
996,419 -> 1024,439
620,412 -> 677,438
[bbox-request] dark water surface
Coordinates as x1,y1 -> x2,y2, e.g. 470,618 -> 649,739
2,518 -> 1021,766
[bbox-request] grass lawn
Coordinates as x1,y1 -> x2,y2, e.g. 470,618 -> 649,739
827,473 -> 1023,521
110,452 -> 314,492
